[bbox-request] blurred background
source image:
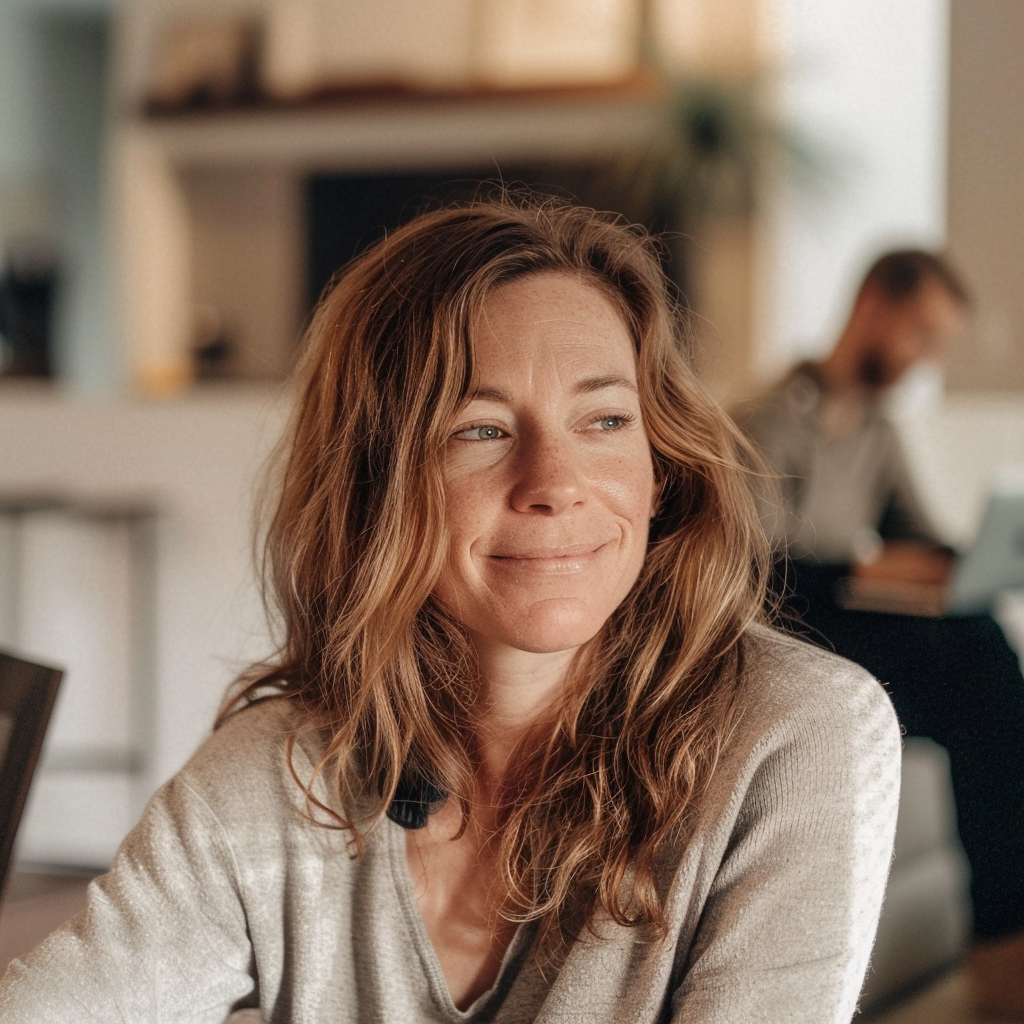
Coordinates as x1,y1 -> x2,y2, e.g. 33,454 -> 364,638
0,0 -> 1022,897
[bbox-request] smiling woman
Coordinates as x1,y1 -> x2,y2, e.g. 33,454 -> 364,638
0,196 -> 901,1023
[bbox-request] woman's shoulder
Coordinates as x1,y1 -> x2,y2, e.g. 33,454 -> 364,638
173,697 -> 326,817
700,623 -> 902,864
188,696 -> 308,765
736,622 -> 900,744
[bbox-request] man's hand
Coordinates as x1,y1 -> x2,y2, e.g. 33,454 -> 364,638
852,541 -> 955,586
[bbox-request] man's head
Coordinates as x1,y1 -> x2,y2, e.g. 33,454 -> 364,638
839,249 -> 970,390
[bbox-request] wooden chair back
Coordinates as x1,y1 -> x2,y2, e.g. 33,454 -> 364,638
0,650 -> 63,901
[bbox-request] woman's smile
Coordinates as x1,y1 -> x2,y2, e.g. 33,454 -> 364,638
488,539 -> 613,569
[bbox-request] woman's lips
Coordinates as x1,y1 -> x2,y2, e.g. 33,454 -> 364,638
488,542 -> 610,573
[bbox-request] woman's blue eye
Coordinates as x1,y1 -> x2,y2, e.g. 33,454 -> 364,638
598,416 -> 623,430
458,424 -> 503,440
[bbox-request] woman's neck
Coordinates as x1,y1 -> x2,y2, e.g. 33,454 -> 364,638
469,641 -> 578,783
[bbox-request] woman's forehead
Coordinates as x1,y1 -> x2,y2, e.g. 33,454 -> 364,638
466,273 -> 638,383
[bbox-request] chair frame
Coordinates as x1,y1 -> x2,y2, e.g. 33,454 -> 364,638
0,649 -> 63,902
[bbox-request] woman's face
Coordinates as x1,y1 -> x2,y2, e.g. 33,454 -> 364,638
432,271 -> 656,661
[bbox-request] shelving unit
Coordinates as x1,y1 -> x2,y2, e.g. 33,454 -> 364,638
112,82 -> 671,393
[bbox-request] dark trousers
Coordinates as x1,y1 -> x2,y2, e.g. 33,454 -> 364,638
780,560 -> 1024,942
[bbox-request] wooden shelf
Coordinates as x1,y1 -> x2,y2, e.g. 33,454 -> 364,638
130,84 -> 669,171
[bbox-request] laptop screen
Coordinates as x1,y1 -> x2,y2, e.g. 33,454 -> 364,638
949,483 -> 1024,612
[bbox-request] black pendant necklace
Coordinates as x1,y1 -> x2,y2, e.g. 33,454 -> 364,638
386,771 -> 448,830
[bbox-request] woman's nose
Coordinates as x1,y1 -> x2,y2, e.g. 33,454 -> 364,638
509,433 -> 584,515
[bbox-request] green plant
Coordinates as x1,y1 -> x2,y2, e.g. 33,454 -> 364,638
613,72 -> 831,225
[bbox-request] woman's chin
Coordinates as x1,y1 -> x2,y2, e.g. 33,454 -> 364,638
472,604 -> 608,658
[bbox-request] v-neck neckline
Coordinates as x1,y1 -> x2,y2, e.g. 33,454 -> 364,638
385,816 -> 531,1020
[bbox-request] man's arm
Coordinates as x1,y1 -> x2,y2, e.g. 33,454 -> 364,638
856,424 -> 956,584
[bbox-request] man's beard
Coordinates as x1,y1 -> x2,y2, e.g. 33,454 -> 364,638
858,351 -> 889,389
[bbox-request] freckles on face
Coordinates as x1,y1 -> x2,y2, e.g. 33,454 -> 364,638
431,272 -> 656,659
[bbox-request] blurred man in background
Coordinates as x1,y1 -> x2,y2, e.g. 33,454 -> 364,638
738,250 -> 1024,1017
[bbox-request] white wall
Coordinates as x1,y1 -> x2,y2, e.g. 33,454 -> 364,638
756,0 -> 950,377
0,385 -> 287,865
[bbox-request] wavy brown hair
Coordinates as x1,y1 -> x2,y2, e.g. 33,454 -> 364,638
221,194 -> 772,957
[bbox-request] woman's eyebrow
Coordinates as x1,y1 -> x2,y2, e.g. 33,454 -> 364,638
467,375 -> 637,404
466,386 -> 513,403
572,374 -> 638,396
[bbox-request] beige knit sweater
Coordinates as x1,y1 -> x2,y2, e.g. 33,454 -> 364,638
0,625 -> 901,1023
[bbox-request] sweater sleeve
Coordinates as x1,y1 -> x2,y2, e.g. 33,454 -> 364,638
670,654 -> 902,1023
0,770 -> 257,1023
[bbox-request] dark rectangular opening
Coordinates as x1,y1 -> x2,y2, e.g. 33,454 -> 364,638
305,166 -> 688,315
